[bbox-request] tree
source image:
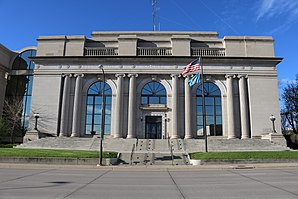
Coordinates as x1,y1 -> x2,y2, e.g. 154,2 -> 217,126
2,97 -> 24,143
281,74 -> 298,134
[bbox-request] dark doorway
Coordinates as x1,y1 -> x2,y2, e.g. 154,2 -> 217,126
145,116 -> 162,139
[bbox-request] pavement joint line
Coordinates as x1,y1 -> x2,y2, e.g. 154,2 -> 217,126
61,169 -> 111,199
167,168 -> 186,199
0,168 -> 56,184
228,169 -> 298,198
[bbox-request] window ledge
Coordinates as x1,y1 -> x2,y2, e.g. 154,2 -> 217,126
139,104 -> 168,111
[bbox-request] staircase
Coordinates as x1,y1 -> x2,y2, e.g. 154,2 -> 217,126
120,139 -> 190,166
16,136 -> 289,166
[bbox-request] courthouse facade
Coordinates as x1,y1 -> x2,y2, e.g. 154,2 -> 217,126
0,31 -> 282,140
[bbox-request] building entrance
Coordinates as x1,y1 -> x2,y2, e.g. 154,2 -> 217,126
145,116 -> 162,139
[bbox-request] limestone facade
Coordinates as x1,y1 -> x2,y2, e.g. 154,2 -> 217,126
1,32 -> 282,139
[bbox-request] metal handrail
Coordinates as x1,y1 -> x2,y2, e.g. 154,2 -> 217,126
130,143 -> 135,165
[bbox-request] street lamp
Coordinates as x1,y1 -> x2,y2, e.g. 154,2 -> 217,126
98,65 -> 105,166
34,113 -> 40,130
269,114 -> 276,133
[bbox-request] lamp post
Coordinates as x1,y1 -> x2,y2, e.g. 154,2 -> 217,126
269,114 -> 276,133
34,113 -> 40,130
98,65 -> 105,166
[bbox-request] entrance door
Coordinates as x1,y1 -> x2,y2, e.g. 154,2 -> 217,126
145,116 -> 162,139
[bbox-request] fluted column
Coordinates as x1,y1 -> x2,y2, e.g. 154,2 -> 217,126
171,74 -> 179,138
238,75 -> 250,139
184,75 -> 193,139
60,74 -> 71,137
71,74 -> 83,137
114,74 -> 125,138
127,74 -> 138,138
226,75 -> 236,139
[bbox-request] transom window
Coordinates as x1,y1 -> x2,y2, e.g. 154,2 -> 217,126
85,81 -> 112,135
141,81 -> 166,105
196,82 -> 222,136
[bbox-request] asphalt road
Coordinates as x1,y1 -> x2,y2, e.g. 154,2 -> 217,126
0,165 -> 298,199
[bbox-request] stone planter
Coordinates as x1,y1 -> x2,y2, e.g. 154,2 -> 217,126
189,159 -> 202,165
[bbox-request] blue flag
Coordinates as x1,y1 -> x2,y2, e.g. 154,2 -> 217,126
188,73 -> 201,87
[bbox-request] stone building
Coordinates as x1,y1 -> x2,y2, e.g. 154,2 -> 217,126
1,31 -> 282,141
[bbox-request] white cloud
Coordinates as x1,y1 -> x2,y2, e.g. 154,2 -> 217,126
256,0 -> 298,21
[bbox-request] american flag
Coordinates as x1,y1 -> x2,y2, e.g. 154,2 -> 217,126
182,58 -> 201,76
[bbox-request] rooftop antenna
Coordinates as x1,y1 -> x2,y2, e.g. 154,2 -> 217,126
152,0 -> 157,31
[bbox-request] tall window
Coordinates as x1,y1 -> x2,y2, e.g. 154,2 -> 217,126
5,49 -> 36,133
196,82 -> 222,136
85,81 -> 112,135
141,81 -> 166,105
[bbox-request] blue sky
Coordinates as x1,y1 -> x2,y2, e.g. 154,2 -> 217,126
0,0 -> 297,88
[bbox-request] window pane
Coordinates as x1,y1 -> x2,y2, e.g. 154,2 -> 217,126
215,97 -> 221,105
206,106 -> 214,115
196,97 -> 202,105
94,115 -> 102,125
216,106 -> 222,115
160,96 -> 166,104
216,116 -> 222,124
86,115 -> 92,125
197,116 -> 203,125
86,105 -> 93,114
206,116 -> 214,125
85,125 -> 92,134
205,97 -> 213,105
105,96 -> 112,105
94,125 -> 100,134
196,106 -> 202,116
104,125 -> 111,135
87,96 -> 93,105
141,96 -> 147,104
105,115 -> 111,124
95,97 -> 102,105
149,96 -> 158,104
94,105 -> 102,114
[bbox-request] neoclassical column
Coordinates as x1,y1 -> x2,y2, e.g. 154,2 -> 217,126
184,75 -> 193,139
171,74 -> 179,139
127,74 -> 138,138
114,74 -> 125,138
238,75 -> 250,139
60,74 -> 71,137
226,74 -> 236,139
71,74 -> 84,137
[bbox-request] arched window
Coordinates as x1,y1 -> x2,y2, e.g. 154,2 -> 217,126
196,82 -> 222,136
141,81 -> 166,105
85,81 -> 112,135
5,49 -> 36,133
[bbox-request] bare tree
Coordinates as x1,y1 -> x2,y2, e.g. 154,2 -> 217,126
281,74 -> 298,134
2,97 -> 24,143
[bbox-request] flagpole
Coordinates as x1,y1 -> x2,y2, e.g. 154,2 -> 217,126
200,57 -> 208,152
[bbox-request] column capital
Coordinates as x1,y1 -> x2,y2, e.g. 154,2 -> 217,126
74,73 -> 84,78
237,74 -> 248,79
127,73 -> 138,78
170,74 -> 181,78
115,73 -> 126,78
62,73 -> 72,78
225,74 -> 236,79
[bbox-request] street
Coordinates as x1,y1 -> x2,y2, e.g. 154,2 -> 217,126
0,165 -> 298,199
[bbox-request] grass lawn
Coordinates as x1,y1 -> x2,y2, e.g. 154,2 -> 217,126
190,151 -> 298,160
0,148 -> 118,159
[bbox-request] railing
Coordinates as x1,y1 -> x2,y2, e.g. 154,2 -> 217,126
130,143 -> 135,165
168,138 -> 174,166
191,48 -> 225,57
84,47 -> 119,56
137,47 -> 172,56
